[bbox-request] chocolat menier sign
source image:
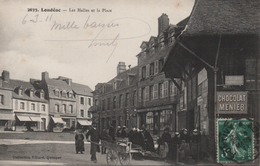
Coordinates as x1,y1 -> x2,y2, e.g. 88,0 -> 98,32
217,91 -> 248,114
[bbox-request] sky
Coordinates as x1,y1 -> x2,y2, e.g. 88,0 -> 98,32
0,0 -> 195,90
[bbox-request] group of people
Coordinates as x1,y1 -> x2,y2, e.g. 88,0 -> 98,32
74,123 -> 100,163
74,123 -> 201,164
158,128 -> 201,163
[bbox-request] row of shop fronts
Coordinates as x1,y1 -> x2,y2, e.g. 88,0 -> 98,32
0,71 -> 93,132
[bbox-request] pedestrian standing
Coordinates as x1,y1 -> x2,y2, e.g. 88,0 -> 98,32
142,126 -> 155,152
108,123 -> 116,141
159,127 -> 171,160
85,123 -> 100,163
179,128 -> 191,162
170,132 -> 180,162
190,129 -> 200,162
100,129 -> 112,154
75,128 -> 85,154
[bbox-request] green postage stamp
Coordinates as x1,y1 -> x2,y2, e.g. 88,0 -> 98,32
217,119 -> 254,163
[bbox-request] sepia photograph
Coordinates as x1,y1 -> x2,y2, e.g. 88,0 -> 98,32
0,0 -> 259,165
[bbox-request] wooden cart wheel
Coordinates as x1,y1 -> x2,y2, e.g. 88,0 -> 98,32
118,152 -> 131,166
106,150 -> 118,165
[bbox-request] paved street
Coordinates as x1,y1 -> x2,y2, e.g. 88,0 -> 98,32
0,131 -> 171,165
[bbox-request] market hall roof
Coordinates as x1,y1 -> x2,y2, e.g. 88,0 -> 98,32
183,0 -> 260,36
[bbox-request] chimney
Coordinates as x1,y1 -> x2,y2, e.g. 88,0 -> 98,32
2,70 -> 10,82
42,72 -> 49,81
117,62 -> 126,75
65,79 -> 72,86
158,13 -> 169,35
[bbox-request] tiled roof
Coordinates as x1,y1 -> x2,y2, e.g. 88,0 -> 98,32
45,79 -> 74,98
2,79 -> 47,102
71,82 -> 93,96
183,0 -> 260,35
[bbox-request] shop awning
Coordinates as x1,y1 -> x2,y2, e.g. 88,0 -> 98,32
77,119 -> 92,126
30,116 -> 43,122
52,117 -> 66,124
0,114 -> 15,120
16,115 -> 32,122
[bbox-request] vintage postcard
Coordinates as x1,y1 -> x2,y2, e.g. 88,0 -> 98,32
0,0 -> 259,165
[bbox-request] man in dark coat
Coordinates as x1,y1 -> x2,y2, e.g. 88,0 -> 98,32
190,129 -> 200,162
75,129 -> 85,154
108,123 -> 116,141
170,132 -> 181,161
142,127 -> 155,152
86,123 -> 100,163
100,129 -> 112,154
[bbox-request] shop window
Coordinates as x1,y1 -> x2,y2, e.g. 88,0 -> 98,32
146,112 -> 154,132
160,110 -> 173,131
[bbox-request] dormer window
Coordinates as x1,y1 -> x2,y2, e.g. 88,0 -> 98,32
113,82 -> 117,90
168,31 -> 175,45
150,42 -> 155,54
29,89 -> 34,97
40,90 -> 44,99
18,88 -> 22,96
62,90 -> 67,98
159,35 -> 165,49
68,91 -> 73,98
54,89 -> 60,97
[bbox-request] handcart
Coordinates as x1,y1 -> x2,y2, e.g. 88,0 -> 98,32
101,138 -> 143,165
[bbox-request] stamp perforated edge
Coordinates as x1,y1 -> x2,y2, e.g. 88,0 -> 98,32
216,118 -> 255,164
